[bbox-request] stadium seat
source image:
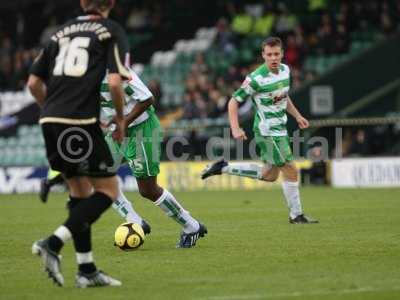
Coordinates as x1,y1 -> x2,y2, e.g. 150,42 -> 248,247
0,137 -> 6,147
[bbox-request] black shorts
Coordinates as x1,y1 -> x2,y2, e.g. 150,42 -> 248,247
41,122 -> 116,178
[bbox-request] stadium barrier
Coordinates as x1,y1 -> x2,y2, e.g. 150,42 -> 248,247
0,161 -> 314,194
2,158 -> 399,193
331,157 -> 400,188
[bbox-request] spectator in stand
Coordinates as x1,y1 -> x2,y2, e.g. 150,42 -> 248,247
316,13 -> 335,55
301,146 -> 327,185
182,93 -> 197,120
126,6 -> 149,32
197,74 -> 211,101
215,76 -> 231,97
336,6 -> 350,32
147,3 -> 164,29
228,3 -> 253,37
191,53 -> 209,74
252,2 -> 276,37
290,68 -> 302,90
334,24 -> 350,54
12,50 -> 27,90
223,65 -> 241,84
214,18 -> 235,55
192,92 -> 207,118
181,92 -> 207,120
308,0 -> 328,11
304,70 -> 317,83
284,35 -> 302,69
349,2 -> 364,31
207,89 -> 228,118
185,75 -> 197,94
0,36 -> 13,62
0,59 -> 14,90
274,2 -> 298,36
1,0 -> 400,100
348,129 -> 370,156
293,25 -> 306,49
380,10 -> 395,35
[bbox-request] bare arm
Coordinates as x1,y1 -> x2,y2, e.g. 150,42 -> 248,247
108,73 -> 126,142
286,97 -> 309,129
125,97 -> 154,126
228,98 -> 247,140
27,75 -> 47,107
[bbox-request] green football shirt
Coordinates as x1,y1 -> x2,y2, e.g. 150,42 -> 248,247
233,63 -> 291,137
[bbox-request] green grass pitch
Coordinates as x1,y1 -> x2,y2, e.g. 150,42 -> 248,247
0,187 -> 400,300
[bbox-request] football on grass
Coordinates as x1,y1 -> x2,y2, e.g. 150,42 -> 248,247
114,222 -> 145,251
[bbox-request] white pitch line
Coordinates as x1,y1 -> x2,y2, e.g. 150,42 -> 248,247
204,286 -> 400,300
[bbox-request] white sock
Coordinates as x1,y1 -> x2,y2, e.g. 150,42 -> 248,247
54,225 -> 72,243
154,189 -> 200,233
112,189 -> 143,224
281,181 -> 303,219
222,163 -> 263,180
76,252 -> 94,264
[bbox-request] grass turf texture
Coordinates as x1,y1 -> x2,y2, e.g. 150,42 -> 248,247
0,188 -> 399,300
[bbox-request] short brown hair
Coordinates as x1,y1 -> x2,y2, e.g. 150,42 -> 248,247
261,37 -> 283,50
81,0 -> 115,12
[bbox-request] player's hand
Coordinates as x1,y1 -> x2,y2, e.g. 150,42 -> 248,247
296,116 -> 309,129
231,127 -> 247,140
112,117 -> 126,143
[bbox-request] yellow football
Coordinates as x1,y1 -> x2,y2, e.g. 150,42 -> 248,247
114,222 -> 145,251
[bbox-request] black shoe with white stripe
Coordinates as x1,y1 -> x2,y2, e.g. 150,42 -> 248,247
177,223 -> 207,248
201,159 -> 228,179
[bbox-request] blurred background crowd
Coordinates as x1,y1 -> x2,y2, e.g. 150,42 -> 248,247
1,0 -> 399,94
0,0 -> 400,181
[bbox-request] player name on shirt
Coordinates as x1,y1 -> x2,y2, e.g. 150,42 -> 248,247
30,14 -> 131,124
51,22 -> 111,42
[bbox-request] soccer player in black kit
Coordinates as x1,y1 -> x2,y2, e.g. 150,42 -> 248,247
27,0 -> 130,287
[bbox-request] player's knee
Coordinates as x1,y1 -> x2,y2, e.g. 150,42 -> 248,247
282,164 -> 298,182
261,166 -> 279,182
263,173 -> 279,182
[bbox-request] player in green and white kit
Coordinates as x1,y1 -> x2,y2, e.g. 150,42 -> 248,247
202,37 -> 318,224
39,68 -> 207,248
100,68 -> 207,247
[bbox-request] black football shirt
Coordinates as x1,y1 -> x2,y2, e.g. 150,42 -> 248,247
30,13 -> 130,124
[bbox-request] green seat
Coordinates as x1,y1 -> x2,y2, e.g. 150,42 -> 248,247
2,154 -> 12,166
18,125 -> 31,137
304,57 -> 317,72
6,137 -> 18,147
0,138 -> 7,147
350,41 -> 363,52
6,152 -> 18,166
239,48 -> 254,63
313,56 -> 327,74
